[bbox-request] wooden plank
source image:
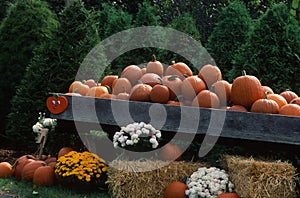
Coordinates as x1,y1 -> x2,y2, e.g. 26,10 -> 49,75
50,94 -> 300,145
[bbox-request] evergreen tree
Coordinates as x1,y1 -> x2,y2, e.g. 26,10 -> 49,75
5,0 -> 101,152
206,1 -> 253,80
0,0 -> 59,135
230,3 -> 300,94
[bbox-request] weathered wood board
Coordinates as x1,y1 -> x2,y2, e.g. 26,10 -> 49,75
50,94 -> 300,145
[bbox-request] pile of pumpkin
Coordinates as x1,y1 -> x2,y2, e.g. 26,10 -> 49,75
0,147 -> 73,187
68,57 -> 300,116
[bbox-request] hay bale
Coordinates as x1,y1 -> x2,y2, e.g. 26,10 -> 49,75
222,155 -> 299,198
106,160 -> 206,198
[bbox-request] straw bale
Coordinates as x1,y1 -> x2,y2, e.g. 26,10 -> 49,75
106,160 -> 206,198
222,155 -> 299,198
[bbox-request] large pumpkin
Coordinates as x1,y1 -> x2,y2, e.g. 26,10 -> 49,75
121,65 -> 143,86
198,64 -> 222,89
181,75 -> 206,100
279,104 -> 300,117
164,181 -> 188,198
13,155 -> 36,180
22,160 -> 46,180
0,162 -> 13,178
230,70 -> 264,109
33,165 -> 55,186
129,83 -> 152,102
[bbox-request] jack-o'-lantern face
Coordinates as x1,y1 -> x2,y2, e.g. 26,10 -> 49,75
46,95 -> 68,114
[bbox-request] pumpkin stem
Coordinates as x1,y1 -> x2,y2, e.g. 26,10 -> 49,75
152,54 -> 157,62
168,75 -> 179,81
242,70 -> 247,76
171,60 -> 176,65
157,77 -> 164,85
105,85 -> 112,94
264,91 -> 269,99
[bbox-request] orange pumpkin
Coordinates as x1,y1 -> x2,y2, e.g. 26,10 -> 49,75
112,77 -> 132,95
211,80 -> 231,107
163,75 -> 182,100
228,105 -> 248,112
13,155 -> 36,180
192,90 -> 220,109
58,147 -> 74,158
140,73 -> 161,87
267,93 -> 287,109
167,100 -> 182,106
22,160 -> 46,180
261,85 -> 274,95
150,83 -> 170,104
115,92 -> 130,100
0,162 -> 13,178
44,157 -> 57,165
46,95 -> 68,114
280,90 -> 298,103
146,55 -> 164,77
68,81 -> 90,96
86,85 -> 109,98
165,61 -> 193,80
290,97 -> 300,105
279,104 -> 300,117
160,143 -> 182,161
164,181 -> 188,198
181,75 -> 206,100
250,93 -> 279,114
129,83 -> 152,102
121,65 -> 143,86
33,165 -> 55,186
198,64 -> 222,89
217,192 -> 240,198
100,75 -> 118,89
230,70 -> 264,108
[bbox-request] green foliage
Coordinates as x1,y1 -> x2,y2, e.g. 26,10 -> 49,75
230,3 -> 300,94
0,0 -> 59,134
206,1 -> 254,80
0,0 -> 14,20
5,0 -> 101,152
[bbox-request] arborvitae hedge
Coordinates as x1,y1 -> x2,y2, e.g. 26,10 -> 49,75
0,0 -> 59,135
5,0 -> 101,152
206,1 -> 253,80
230,3 -> 300,94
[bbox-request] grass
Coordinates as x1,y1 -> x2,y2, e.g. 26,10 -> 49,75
0,178 -> 112,198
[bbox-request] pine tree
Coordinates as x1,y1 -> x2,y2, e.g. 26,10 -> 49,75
0,0 -> 59,135
230,3 -> 300,93
5,0 -> 101,151
206,1 -> 253,80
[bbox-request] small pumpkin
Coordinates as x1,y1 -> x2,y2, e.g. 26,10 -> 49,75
162,75 -> 183,100
192,90 -> 220,109
82,79 -> 97,88
44,157 -> 57,165
0,162 -> 13,178
165,61 -> 193,80
217,192 -> 240,198
267,93 -> 287,109
228,105 -> 248,112
164,181 -> 188,198
100,75 -> 118,90
121,65 -> 143,86
129,83 -> 152,102
33,164 -> 55,186
279,104 -> 300,117
167,100 -> 182,106
250,92 -> 279,114
68,81 -> 90,96
115,92 -> 130,100
290,97 -> 300,106
181,75 -> 206,100
58,147 -> 74,158
112,77 -> 132,95
46,95 -> 68,114
230,70 -> 264,108
146,55 -> 164,77
140,73 -> 161,87
160,143 -> 182,161
150,82 -> 170,104
86,85 -> 109,98
261,85 -> 274,95
211,80 -> 231,107
22,160 -> 46,180
280,90 -> 298,103
198,64 -> 222,89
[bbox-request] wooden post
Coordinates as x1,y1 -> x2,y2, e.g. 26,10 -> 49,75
38,128 -> 49,159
